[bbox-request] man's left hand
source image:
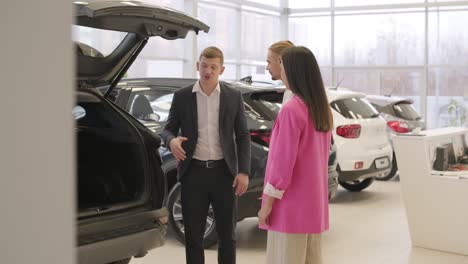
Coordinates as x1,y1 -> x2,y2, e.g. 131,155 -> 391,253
232,173 -> 249,196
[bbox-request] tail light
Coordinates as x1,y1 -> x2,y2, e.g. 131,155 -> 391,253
250,130 -> 271,147
336,124 -> 361,138
387,121 -> 409,133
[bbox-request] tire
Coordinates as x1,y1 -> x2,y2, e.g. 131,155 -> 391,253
375,153 -> 398,181
108,258 -> 131,264
167,183 -> 218,248
339,177 -> 375,192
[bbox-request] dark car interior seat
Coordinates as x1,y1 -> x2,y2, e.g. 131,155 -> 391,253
131,95 -> 154,120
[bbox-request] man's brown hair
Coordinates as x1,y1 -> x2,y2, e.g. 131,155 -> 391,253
199,46 -> 224,65
268,40 -> 295,56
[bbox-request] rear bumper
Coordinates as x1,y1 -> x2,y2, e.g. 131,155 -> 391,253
78,225 -> 166,264
338,157 -> 392,182
337,144 -> 393,172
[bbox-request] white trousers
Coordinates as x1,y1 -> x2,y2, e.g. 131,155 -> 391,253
266,230 -> 322,264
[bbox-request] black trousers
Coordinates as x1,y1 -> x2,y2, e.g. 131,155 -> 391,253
180,160 -> 237,264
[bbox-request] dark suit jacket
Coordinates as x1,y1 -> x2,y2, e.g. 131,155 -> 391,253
161,81 -> 251,180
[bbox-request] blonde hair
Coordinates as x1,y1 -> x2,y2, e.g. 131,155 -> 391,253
269,40 -> 295,56
199,46 -> 224,65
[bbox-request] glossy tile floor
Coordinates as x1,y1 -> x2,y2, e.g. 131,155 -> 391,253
133,177 -> 468,264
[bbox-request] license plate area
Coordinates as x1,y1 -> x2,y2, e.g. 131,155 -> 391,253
375,157 -> 390,169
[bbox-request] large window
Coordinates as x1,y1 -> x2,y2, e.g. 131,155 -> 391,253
246,0 -> 280,7
196,1 -> 281,80
289,2 -> 468,128
428,9 -> 468,65
125,0 -> 185,78
428,68 -> 468,127
335,0 -> 423,6
289,16 -> 332,66
241,11 -> 281,62
289,0 -> 330,9
72,0 -> 468,128
197,3 -> 239,61
334,11 -> 425,66
427,8 -> 468,128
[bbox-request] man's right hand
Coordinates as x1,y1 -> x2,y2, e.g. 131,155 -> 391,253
169,136 -> 188,161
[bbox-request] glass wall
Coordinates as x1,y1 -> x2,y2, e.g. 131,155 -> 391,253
73,0 -> 467,128
289,16 -> 332,67
289,1 -> 468,128
334,11 -> 425,66
197,1 -> 281,80
127,0 -> 185,77
427,7 -> 468,127
289,0 -> 330,9
197,3 -> 239,62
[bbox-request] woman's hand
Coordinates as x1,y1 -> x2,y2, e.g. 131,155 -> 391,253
258,202 -> 273,226
258,194 -> 276,226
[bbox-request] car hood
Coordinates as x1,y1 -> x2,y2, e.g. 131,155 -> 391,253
75,1 -> 209,90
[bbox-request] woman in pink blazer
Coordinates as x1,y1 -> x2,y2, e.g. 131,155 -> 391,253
258,46 -> 333,264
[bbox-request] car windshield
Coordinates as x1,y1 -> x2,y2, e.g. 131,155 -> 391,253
330,97 -> 379,119
72,25 -> 127,57
393,103 -> 421,121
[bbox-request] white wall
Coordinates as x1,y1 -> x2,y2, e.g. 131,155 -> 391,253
0,1 -> 75,264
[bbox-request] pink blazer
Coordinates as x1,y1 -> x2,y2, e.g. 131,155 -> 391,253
259,95 -> 331,234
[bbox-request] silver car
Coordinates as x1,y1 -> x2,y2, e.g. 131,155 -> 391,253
367,95 -> 426,181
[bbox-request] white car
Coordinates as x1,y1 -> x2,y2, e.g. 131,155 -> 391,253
326,87 -> 393,191
367,95 -> 426,181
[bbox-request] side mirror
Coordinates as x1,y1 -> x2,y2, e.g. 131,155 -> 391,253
139,113 -> 160,122
147,113 -> 160,122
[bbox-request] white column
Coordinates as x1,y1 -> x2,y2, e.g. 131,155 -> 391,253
184,0 -> 199,78
0,1 -> 75,264
280,0 -> 289,40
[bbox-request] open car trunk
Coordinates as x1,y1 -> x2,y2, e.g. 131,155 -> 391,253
77,128 -> 144,211
76,90 -> 151,216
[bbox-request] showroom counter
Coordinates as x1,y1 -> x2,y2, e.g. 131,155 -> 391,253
393,127 -> 468,255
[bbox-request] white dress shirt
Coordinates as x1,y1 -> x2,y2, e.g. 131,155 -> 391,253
282,89 -> 294,105
192,81 -> 224,161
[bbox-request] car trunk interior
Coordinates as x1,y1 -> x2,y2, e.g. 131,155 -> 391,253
76,90 -> 146,213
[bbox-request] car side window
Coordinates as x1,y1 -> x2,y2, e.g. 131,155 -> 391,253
128,89 -> 174,122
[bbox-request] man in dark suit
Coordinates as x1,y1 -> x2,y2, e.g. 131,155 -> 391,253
162,46 -> 251,264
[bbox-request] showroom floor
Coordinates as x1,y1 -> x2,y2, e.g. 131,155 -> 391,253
133,178 -> 468,264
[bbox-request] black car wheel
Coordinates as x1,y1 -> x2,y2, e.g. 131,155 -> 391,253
375,152 -> 398,181
339,177 -> 375,192
108,258 -> 131,264
167,183 -> 218,248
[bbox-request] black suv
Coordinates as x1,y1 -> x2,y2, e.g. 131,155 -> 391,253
74,2 -> 209,263
112,78 -> 339,248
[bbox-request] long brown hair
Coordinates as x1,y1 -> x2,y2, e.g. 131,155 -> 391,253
281,46 -> 333,131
